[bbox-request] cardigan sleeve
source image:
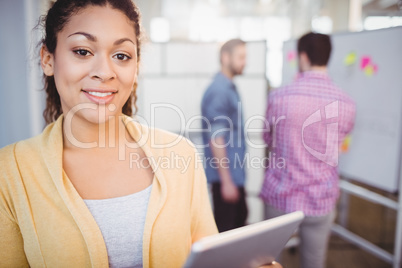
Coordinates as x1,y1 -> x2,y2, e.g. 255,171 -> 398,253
0,144 -> 29,267
190,149 -> 218,242
0,209 -> 29,267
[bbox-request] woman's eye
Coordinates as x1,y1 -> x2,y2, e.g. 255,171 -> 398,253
73,49 -> 91,56
114,53 -> 131,61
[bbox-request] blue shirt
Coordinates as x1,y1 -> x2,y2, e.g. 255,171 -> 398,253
201,72 -> 246,186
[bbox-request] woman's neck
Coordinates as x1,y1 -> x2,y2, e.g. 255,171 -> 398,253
62,113 -> 132,151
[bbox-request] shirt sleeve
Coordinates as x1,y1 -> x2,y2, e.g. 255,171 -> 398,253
202,88 -> 231,140
346,101 -> 357,135
341,99 -> 357,136
190,149 -> 218,242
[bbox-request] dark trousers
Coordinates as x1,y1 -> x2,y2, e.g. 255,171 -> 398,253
211,182 -> 248,232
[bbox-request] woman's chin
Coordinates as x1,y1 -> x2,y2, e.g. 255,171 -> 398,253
65,108 -> 121,126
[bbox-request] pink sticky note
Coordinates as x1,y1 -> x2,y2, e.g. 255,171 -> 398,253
373,64 -> 378,73
360,56 -> 371,70
287,51 -> 296,62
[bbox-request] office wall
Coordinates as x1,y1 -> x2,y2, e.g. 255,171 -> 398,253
0,0 -> 45,148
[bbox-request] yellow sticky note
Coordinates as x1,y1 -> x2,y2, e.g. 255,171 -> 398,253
364,65 -> 374,77
341,135 -> 352,153
344,52 -> 357,66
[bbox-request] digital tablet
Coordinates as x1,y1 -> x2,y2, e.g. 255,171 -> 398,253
183,211 -> 304,268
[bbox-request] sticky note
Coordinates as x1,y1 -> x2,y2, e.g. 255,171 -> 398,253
373,64 -> 378,73
344,52 -> 357,66
287,51 -> 297,68
287,51 -> 296,62
360,56 -> 371,70
359,55 -> 378,76
341,135 -> 352,153
364,65 -> 374,76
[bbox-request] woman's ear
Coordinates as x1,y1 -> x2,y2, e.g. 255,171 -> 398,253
40,45 -> 54,76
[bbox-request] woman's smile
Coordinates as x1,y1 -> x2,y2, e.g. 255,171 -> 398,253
81,88 -> 118,104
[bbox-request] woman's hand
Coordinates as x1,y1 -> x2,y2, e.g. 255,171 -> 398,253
259,261 -> 283,268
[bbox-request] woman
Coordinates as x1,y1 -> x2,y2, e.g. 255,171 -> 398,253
0,0 -> 281,267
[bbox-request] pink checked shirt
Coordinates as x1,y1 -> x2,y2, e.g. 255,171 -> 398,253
260,71 -> 356,216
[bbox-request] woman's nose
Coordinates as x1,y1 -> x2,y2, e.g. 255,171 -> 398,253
90,54 -> 116,82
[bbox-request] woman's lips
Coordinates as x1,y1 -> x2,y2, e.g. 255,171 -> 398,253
82,89 -> 117,104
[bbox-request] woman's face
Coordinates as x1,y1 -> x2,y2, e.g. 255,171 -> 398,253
41,5 -> 138,124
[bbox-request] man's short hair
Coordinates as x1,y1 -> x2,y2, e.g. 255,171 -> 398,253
220,39 -> 246,63
297,32 -> 332,66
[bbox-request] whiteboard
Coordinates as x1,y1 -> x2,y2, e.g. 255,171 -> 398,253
282,27 -> 402,192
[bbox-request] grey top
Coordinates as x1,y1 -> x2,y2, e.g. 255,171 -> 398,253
84,185 -> 152,268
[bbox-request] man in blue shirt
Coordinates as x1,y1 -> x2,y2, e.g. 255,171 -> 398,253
201,39 -> 247,232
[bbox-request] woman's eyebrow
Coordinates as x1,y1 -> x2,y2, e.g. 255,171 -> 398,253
67,32 -> 96,41
66,32 -> 134,46
114,38 -> 135,46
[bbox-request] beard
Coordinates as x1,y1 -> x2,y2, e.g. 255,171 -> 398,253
229,63 -> 243,76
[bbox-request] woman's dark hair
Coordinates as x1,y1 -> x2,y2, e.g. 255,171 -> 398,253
297,32 -> 332,67
41,0 -> 143,124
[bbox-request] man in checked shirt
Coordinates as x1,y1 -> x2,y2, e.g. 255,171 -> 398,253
260,32 -> 356,268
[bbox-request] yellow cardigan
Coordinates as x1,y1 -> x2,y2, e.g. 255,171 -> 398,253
0,115 -> 218,268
